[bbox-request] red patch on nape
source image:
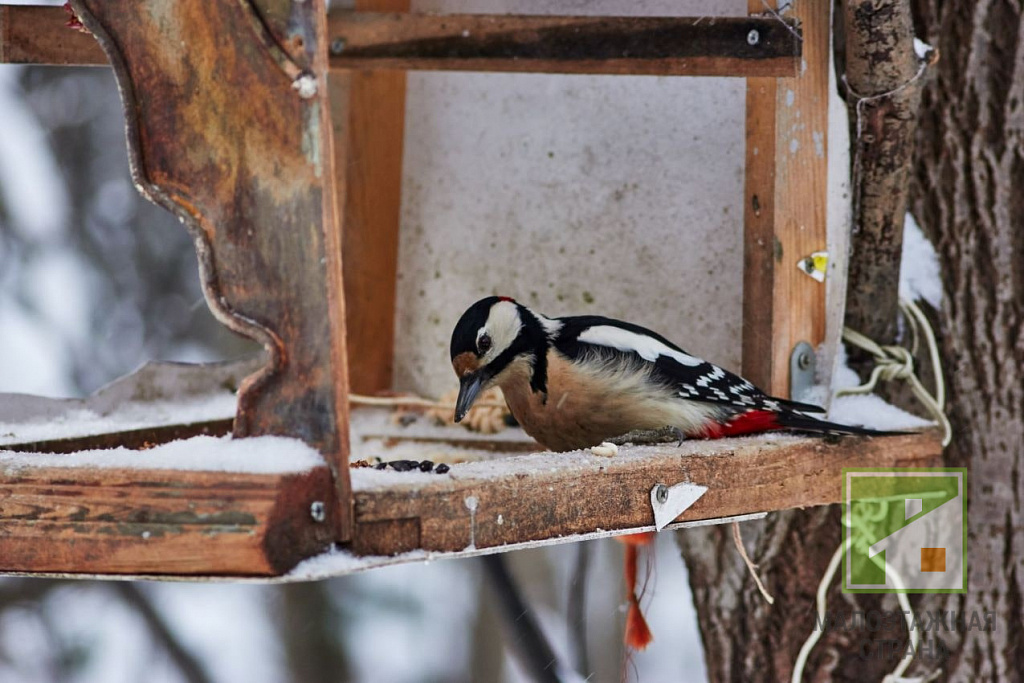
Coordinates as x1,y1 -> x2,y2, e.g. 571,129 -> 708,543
498,296 -> 515,303
702,410 -> 783,439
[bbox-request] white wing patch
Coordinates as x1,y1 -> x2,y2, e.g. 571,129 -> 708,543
577,325 -> 702,367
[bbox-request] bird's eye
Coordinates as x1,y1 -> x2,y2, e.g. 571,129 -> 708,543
478,333 -> 492,355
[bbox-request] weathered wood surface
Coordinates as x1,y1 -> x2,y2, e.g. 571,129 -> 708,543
3,419 -> 233,454
842,0 -> 929,344
328,12 -> 801,76
332,0 -> 408,396
3,6 -> 801,78
0,464 -> 337,575
0,4 -> 105,65
68,0 -> 353,538
351,431 -> 942,555
742,0 -> 829,396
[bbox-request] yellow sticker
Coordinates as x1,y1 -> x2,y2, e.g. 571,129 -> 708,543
798,251 -> 828,282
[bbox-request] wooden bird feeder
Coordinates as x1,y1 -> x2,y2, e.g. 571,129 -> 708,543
0,1 -> 942,580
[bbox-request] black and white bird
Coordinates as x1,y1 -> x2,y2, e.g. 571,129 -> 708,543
449,296 -> 893,452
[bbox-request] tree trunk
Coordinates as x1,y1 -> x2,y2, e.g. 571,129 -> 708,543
679,0 -> 1024,680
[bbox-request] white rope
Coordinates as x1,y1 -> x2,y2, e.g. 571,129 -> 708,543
838,298 -> 952,446
791,499 -> 941,683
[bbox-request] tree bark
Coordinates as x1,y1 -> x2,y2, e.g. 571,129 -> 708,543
679,0 -> 1024,681
842,0 -> 927,345
908,0 -> 1024,678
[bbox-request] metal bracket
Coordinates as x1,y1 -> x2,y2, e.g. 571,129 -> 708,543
650,482 -> 708,531
790,341 -> 817,401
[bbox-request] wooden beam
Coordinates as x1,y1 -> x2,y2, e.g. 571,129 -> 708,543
332,0 -> 408,396
742,0 -> 829,396
0,463 -> 337,575
351,431 -> 943,554
3,6 -> 801,78
0,4 -> 105,65
328,12 -> 801,76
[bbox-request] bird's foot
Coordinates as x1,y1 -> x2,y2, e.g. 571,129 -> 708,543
607,426 -> 685,447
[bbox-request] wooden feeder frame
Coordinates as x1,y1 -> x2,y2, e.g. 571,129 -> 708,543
0,0 -> 941,579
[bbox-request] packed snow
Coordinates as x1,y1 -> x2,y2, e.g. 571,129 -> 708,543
0,391 -> 237,446
900,213 -> 943,308
0,434 -> 325,474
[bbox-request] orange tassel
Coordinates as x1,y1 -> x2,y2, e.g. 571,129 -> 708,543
618,533 -> 655,650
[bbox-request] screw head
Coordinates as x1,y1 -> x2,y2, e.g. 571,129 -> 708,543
310,501 -> 326,523
655,484 -> 669,504
747,29 -> 760,46
330,38 -> 346,55
797,350 -> 813,371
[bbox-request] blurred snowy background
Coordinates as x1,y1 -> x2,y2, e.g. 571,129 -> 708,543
0,53 -> 707,683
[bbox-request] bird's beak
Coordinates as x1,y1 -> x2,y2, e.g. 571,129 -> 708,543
455,372 -> 486,423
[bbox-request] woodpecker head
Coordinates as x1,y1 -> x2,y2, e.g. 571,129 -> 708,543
449,296 -> 550,422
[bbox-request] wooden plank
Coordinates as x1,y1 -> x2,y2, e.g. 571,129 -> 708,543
2,6 -> 801,77
742,0 -> 829,396
328,12 -> 801,77
351,431 -> 943,554
69,0 -> 354,538
0,464 -> 337,575
0,4 -> 105,65
331,0 -> 408,396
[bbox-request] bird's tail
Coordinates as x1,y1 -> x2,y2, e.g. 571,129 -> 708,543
771,410 -> 913,437
702,409 -> 914,438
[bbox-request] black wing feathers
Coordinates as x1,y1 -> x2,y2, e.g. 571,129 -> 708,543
553,316 -> 826,415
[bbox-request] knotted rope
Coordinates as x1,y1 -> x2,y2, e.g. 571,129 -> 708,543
838,298 -> 951,446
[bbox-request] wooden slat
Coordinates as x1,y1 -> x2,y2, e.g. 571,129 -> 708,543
332,0 -> 408,395
328,12 -> 801,77
0,5 -> 105,65
0,464 -> 337,575
742,0 -> 829,396
351,432 -> 943,554
2,6 -> 802,78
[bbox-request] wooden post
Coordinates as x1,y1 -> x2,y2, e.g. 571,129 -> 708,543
70,0 -> 353,540
743,0 -> 830,396
331,0 -> 409,396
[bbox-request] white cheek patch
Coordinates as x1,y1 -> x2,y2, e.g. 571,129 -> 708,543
577,325 -> 702,367
481,301 -> 522,363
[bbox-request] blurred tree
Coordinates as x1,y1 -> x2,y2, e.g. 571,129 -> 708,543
1,66 -> 256,398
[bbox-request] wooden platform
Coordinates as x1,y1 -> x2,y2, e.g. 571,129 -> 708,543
0,414 -> 942,578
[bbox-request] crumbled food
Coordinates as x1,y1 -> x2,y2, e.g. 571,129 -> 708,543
435,463 -> 450,474
590,441 -> 619,458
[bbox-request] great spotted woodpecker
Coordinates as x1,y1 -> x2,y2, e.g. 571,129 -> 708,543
450,296 -> 898,651
450,296 -> 893,451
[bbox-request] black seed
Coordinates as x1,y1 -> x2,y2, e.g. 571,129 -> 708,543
374,462 -> 387,470
419,460 -> 434,472
389,460 -> 417,472
435,463 -> 450,474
